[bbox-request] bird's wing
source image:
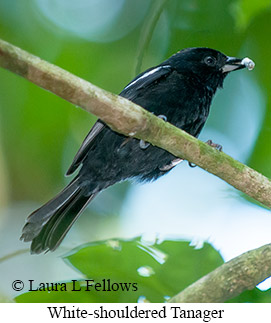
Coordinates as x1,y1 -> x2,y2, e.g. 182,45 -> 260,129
66,120 -> 105,175
66,65 -> 173,175
120,65 -> 172,99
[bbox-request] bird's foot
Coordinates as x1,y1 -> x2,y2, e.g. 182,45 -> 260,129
157,114 -> 167,121
188,162 -> 197,168
139,139 -> 150,149
139,115 -> 167,150
188,139 -> 222,168
159,158 -> 183,171
206,139 -> 223,151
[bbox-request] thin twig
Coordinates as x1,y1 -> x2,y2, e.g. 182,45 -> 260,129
0,249 -> 29,263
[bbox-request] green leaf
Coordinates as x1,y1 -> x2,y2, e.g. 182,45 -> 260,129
229,287 -> 271,303
15,237 -> 223,303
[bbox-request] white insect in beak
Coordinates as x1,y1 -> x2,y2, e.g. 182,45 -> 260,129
222,56 -> 255,73
241,57 -> 255,70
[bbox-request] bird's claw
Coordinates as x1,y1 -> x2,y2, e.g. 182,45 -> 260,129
158,114 -> 167,121
159,158 -> 183,171
206,139 -> 222,151
139,115 -> 167,150
188,162 -> 197,168
188,140 -> 222,168
139,139 -> 150,150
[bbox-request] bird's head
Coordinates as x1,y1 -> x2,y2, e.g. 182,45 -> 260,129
169,47 -> 255,90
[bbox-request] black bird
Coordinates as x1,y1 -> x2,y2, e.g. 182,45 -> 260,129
21,47 -> 254,253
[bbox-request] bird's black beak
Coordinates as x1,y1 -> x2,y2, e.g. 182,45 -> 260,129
222,56 -> 255,73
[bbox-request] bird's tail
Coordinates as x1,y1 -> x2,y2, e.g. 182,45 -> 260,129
21,176 -> 97,254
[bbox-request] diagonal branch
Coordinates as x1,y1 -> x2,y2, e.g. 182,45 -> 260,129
0,38 -> 271,208
169,243 -> 271,303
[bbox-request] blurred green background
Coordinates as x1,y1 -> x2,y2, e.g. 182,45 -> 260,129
0,0 -> 271,302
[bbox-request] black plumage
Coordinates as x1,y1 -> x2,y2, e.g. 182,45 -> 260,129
21,47 -> 249,253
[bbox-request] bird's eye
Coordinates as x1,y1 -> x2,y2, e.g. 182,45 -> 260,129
204,56 -> 216,66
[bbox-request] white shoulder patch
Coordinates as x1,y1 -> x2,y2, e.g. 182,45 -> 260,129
124,65 -> 171,90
